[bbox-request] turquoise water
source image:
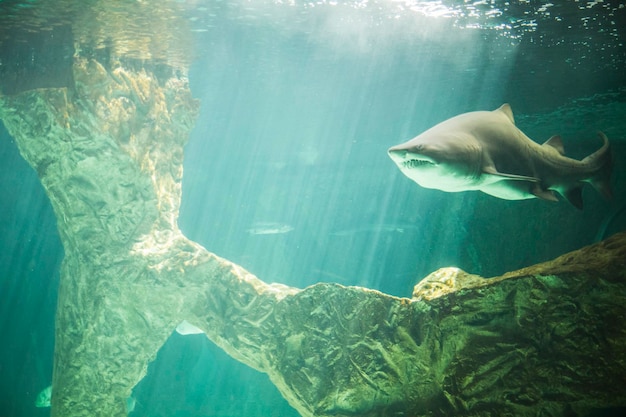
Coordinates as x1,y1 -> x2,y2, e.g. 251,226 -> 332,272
1,1 -> 625,416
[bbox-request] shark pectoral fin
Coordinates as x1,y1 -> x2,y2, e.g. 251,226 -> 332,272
483,166 -> 539,183
481,168 -> 551,200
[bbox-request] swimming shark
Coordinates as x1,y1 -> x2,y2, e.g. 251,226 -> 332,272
387,104 -> 612,209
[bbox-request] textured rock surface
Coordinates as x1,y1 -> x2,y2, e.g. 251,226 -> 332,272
2,54 -> 626,417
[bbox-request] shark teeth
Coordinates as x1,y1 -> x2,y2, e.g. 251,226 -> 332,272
403,159 -> 434,168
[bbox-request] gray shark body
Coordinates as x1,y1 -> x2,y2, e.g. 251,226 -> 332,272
388,104 -> 612,209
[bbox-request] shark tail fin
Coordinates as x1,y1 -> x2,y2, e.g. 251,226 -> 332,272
584,132 -> 612,200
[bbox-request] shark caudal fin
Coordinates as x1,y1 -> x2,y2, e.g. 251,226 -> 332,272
584,131 -> 613,200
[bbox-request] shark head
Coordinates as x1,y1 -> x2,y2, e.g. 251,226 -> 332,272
388,130 -> 483,192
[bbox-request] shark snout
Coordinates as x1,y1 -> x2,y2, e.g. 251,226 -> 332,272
387,148 -> 412,167
387,147 -> 406,162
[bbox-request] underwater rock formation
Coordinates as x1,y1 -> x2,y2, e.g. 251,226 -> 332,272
1,55 -> 626,417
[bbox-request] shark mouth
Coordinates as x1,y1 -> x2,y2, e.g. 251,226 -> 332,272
402,159 -> 434,169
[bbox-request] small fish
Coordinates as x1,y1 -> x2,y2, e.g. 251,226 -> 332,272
126,395 -> 136,414
35,385 -> 136,412
331,223 -> 420,236
246,222 -> 294,235
175,320 -> 204,335
35,385 -> 52,407
388,104 -> 612,209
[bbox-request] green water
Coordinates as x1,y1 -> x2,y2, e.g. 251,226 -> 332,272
1,1 -> 625,416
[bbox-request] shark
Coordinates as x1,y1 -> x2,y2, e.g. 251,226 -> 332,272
246,222 -> 294,235
387,104 -> 612,209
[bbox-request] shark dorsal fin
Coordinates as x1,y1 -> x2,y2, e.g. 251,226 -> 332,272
495,103 -> 515,124
543,135 -> 565,155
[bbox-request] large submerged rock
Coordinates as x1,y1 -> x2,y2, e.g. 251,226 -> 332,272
1,31 -> 625,417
